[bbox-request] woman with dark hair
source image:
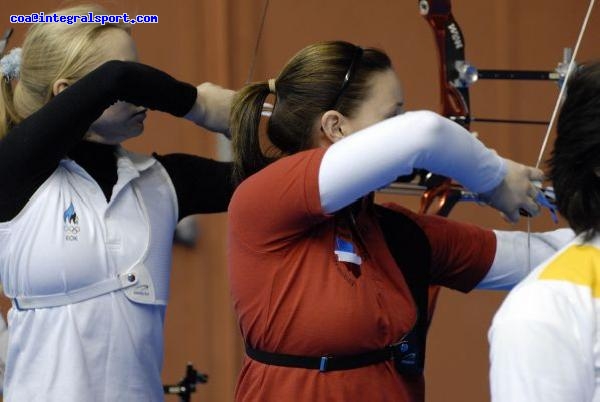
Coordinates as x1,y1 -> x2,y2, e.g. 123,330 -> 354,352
228,41 -> 567,402
489,62 -> 600,402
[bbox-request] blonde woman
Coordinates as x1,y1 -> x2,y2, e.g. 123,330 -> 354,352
0,5 -> 233,401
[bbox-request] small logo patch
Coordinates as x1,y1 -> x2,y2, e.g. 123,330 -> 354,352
63,202 -> 80,241
133,285 -> 150,296
334,236 -> 362,265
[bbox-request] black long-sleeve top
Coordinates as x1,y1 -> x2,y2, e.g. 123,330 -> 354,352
0,61 -> 234,222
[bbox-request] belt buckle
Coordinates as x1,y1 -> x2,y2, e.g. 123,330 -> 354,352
393,341 -> 410,356
319,355 -> 330,372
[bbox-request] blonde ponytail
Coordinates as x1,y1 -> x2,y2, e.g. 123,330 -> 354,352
0,75 -> 18,139
0,46 -> 22,139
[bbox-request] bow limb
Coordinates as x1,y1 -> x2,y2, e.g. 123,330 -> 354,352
419,0 -> 470,126
418,0 -> 471,217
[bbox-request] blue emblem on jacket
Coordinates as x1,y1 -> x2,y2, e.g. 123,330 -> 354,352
63,202 -> 79,225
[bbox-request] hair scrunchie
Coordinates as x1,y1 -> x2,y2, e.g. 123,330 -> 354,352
268,78 -> 276,94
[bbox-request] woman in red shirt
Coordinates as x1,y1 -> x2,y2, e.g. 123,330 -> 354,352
228,40 -> 566,402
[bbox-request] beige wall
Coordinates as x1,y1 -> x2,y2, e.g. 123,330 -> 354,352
0,1 -> 597,401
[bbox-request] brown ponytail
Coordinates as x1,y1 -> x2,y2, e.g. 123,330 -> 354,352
230,81 -> 272,185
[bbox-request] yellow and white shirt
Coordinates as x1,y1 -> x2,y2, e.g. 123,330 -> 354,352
489,233 -> 600,402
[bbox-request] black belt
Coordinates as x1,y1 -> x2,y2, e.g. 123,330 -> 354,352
245,340 -> 416,373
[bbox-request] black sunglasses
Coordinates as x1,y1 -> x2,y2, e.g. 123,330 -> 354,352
330,46 -> 363,110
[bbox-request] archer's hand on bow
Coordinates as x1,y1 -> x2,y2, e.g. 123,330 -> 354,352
185,82 -> 235,138
479,159 -> 545,223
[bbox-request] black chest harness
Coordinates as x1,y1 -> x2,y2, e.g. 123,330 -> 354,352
245,205 -> 432,376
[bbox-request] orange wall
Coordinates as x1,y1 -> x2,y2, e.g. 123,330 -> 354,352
1,1 -> 598,401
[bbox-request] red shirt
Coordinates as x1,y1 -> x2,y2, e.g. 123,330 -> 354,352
228,148 -> 495,402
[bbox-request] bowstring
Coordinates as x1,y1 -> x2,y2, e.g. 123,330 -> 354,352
246,0 -> 270,84
528,0 -> 596,271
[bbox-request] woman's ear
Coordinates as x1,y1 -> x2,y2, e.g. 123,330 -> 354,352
52,79 -> 70,96
320,110 -> 346,144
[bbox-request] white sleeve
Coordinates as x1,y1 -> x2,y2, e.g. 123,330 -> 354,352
476,228 -> 575,290
489,283 -> 593,402
318,110 -> 507,214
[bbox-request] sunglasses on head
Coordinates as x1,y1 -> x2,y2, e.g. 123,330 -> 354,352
330,46 -> 363,111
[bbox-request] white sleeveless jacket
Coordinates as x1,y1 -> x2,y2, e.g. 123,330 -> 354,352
0,148 -> 178,401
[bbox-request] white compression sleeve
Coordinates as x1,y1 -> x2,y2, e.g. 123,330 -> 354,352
318,110 -> 506,214
477,228 -> 576,290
